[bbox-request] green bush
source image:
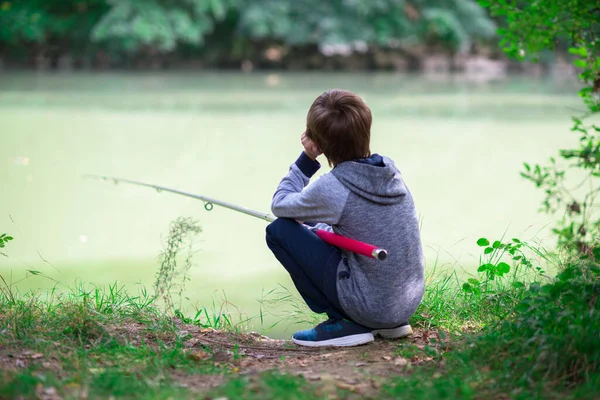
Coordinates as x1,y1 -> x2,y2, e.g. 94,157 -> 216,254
385,261 -> 600,398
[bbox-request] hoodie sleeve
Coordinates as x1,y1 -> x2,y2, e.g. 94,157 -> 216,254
271,152 -> 350,224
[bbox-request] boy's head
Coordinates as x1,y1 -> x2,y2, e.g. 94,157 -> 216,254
306,89 -> 372,166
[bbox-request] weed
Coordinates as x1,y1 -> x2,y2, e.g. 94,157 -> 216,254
154,217 -> 202,312
0,232 -> 13,257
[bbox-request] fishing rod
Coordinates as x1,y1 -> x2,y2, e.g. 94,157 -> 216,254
85,174 -> 388,261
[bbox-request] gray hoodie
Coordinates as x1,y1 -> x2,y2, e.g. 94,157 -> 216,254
271,152 -> 425,328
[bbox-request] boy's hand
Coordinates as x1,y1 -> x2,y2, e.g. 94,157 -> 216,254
301,131 -> 322,161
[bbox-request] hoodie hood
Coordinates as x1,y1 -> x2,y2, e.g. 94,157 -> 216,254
331,154 -> 407,205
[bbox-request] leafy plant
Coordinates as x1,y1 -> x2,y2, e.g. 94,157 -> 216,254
480,0 -> 600,254
0,232 -> 13,254
154,217 -> 202,311
385,261 -> 600,398
462,236 -> 543,296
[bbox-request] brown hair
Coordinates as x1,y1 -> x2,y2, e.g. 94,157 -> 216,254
306,89 -> 372,167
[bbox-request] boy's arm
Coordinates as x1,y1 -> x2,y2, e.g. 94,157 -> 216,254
271,152 -> 348,224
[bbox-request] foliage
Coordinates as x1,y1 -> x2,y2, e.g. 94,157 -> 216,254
0,232 -> 13,251
480,0 -> 600,61
0,232 -> 13,260
480,0 -> 600,254
462,236 -> 545,296
0,0 -> 497,63
91,0 -> 235,53
237,0 -> 495,52
0,0 -> 107,50
384,261 -> 600,398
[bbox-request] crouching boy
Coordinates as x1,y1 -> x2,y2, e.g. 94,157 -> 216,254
266,89 -> 424,347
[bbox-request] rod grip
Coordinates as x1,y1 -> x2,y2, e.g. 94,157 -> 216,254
314,229 -> 388,261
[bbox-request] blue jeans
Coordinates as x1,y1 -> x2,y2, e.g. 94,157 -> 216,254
265,218 -> 347,320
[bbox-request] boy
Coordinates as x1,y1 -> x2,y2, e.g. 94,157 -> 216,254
266,89 -> 424,347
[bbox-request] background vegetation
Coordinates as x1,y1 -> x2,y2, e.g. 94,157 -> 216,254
0,0 -> 514,70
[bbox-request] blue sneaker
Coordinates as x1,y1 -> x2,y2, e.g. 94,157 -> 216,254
372,322 -> 413,339
292,319 -> 374,347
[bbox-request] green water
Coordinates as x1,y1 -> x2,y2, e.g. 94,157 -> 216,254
0,71 -> 580,337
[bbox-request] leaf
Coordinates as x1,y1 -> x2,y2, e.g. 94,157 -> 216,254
477,238 -> 490,247
467,278 -> 480,286
573,59 -> 588,69
512,281 -> 525,289
478,263 -> 492,272
529,283 -> 541,293
568,47 -> 588,57
557,267 -> 577,281
492,240 -> 501,249
515,301 -> 530,313
462,283 -> 472,293
497,262 -> 510,274
579,87 -> 593,97
484,247 -> 494,255
5,236 -> 13,241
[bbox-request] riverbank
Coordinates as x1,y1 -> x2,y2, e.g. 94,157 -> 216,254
2,244 -> 597,399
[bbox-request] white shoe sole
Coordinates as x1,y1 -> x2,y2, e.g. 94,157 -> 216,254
372,324 -> 413,339
292,333 -> 374,347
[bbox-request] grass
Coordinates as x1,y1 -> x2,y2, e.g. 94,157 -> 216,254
2,224 -> 599,399
1,258 -> 598,399
0,282 -> 226,399
380,256 -> 600,399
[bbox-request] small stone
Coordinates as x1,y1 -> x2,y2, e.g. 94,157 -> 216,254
382,356 -> 392,361
43,387 -> 57,395
394,357 -> 409,366
189,350 -> 210,361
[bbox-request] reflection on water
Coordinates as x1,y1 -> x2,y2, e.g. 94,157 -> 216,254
0,72 -> 580,337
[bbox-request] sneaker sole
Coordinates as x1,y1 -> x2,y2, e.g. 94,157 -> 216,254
372,324 -> 413,339
292,333 -> 374,347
